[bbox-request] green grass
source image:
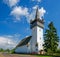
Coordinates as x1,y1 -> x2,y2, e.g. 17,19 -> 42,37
18,53 -> 60,57
37,56 -> 52,57
34,54 -> 60,57
36,55 -> 60,57
35,55 -> 53,57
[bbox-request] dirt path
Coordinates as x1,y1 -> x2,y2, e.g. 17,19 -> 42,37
0,53 -> 37,57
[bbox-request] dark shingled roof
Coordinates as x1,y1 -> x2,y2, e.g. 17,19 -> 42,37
16,36 -> 32,47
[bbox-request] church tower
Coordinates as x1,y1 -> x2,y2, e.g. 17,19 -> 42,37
30,8 -> 44,53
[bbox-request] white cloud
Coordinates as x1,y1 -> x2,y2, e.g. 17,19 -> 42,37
10,6 -> 46,23
3,0 -> 19,7
0,37 -> 16,49
0,34 -> 20,50
3,0 -> 45,23
32,0 -> 41,2
32,5 -> 38,9
39,7 -> 46,19
10,6 -> 29,21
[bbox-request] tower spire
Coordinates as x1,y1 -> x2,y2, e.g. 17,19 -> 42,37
35,7 -> 39,19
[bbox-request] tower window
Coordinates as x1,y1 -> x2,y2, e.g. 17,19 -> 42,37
35,43 -> 38,47
39,29 -> 41,31
40,38 -> 41,39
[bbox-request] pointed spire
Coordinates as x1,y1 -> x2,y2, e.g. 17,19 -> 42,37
35,7 -> 39,19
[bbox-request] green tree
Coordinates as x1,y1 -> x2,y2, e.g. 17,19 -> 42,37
44,22 -> 59,53
5,49 -> 10,53
0,48 -> 4,52
10,48 -> 15,54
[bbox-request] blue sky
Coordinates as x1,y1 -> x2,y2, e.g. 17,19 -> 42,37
0,0 -> 60,49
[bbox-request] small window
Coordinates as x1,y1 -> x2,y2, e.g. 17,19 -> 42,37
35,43 -> 38,47
40,38 -> 41,39
36,48 -> 38,51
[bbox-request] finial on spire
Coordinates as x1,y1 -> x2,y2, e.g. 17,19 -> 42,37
35,7 -> 40,19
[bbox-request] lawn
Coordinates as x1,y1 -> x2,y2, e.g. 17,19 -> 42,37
35,55 -> 60,57
37,56 -> 52,57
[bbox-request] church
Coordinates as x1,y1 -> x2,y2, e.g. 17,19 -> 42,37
15,8 -> 44,54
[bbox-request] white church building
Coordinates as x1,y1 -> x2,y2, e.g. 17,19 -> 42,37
15,8 -> 44,54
